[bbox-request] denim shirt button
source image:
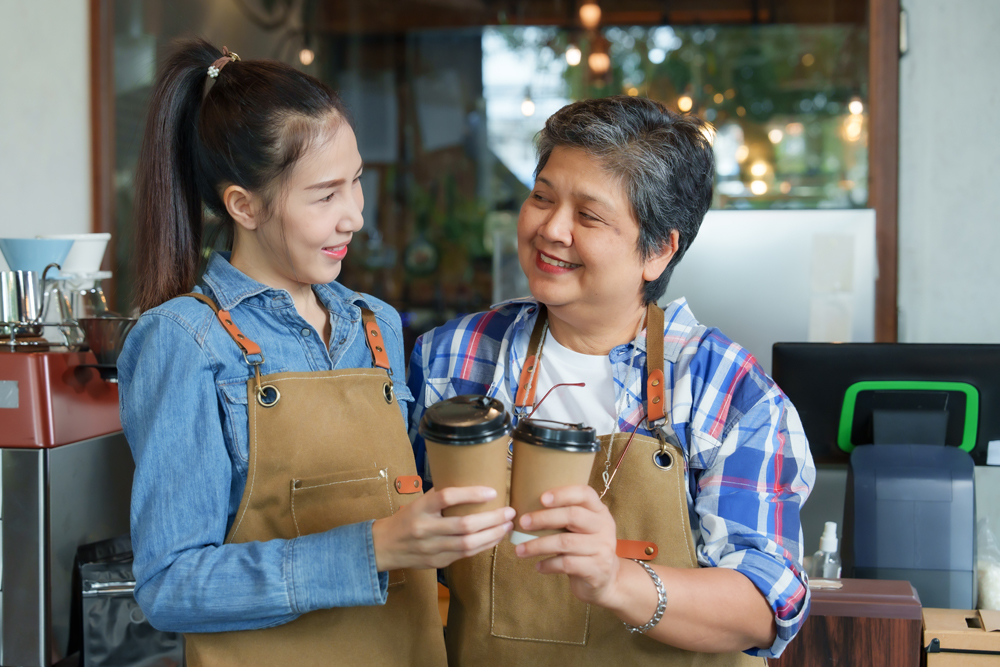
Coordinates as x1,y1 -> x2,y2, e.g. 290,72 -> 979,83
301,328 -> 311,337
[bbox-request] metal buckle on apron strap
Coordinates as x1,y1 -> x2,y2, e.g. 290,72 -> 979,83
600,417 -> 678,499
179,294 -> 282,408
652,442 -> 673,470
653,420 -> 685,470
243,351 -> 280,408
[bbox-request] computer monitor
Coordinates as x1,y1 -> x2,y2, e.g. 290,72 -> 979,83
772,343 -> 1000,465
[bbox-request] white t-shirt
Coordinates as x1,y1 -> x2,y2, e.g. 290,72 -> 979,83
530,330 -> 618,435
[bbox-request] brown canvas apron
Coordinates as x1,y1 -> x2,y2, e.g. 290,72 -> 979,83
444,303 -> 766,666
179,293 -> 447,667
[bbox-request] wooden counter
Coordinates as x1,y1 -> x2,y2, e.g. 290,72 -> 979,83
770,578 -> 923,667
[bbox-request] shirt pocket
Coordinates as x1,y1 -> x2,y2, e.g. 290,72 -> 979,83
218,380 -> 251,464
424,377 -> 489,408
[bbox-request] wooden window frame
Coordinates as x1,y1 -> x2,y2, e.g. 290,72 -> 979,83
868,0 -> 900,342
90,0 -> 116,310
89,0 -> 900,337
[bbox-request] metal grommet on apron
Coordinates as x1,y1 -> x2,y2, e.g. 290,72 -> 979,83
256,384 -> 281,407
445,302 -> 764,667
178,292 -> 446,667
651,449 -> 673,470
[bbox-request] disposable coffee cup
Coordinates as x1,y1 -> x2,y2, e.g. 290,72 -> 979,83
419,395 -> 513,517
508,419 -> 599,545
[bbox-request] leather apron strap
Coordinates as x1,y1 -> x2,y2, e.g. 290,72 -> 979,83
513,305 -> 547,409
177,292 -> 446,666
644,303 -> 667,425
181,292 -> 262,358
181,292 -> 390,374
515,302 -> 666,419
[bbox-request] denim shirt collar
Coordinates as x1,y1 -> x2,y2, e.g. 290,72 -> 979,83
200,252 -> 380,319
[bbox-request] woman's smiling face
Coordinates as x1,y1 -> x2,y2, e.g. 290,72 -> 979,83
249,122 -> 365,290
517,146 -> 666,319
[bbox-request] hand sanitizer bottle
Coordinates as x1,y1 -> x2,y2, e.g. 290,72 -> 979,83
809,521 -> 842,579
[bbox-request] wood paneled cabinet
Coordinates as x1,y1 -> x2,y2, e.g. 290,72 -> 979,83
770,579 -> 922,667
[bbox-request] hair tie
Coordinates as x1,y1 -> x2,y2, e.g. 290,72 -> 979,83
208,47 -> 240,79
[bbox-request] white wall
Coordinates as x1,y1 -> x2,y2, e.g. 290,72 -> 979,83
898,0 -> 1000,343
803,0 -> 1000,597
0,0 -> 91,269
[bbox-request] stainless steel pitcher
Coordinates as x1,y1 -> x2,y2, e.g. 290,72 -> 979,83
1,263 -> 61,337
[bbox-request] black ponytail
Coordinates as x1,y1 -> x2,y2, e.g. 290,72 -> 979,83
132,39 -> 351,312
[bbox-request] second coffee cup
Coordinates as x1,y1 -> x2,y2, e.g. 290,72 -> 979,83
419,395 -> 512,517
509,419 -> 599,545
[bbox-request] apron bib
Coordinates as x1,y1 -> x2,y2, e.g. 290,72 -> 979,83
445,304 -> 765,667
180,293 -> 447,667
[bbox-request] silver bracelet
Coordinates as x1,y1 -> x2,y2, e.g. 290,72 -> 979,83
624,560 -> 667,634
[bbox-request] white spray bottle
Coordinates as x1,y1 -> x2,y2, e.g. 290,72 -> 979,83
809,521 -> 842,579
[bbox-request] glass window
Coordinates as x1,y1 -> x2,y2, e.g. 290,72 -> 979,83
111,0 -> 868,353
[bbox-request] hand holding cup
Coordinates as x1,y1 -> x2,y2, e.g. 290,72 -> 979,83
419,395 -> 513,517
508,419 -> 599,545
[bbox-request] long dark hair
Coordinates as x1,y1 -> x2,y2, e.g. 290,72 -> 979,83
132,39 -> 351,312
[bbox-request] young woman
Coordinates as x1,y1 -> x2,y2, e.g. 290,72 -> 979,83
408,97 -> 815,665
117,40 -> 513,667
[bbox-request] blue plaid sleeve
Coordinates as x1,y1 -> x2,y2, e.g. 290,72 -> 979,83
406,334 -> 432,489
691,382 -> 814,658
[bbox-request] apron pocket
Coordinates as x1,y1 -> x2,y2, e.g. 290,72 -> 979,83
290,468 -> 394,537
290,468 -> 405,586
490,540 -> 590,645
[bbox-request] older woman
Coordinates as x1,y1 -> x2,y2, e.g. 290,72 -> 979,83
407,96 -> 815,666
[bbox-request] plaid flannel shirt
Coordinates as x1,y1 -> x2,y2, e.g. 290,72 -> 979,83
406,297 -> 815,658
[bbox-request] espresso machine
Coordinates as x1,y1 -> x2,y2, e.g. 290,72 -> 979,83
1,237 -> 134,666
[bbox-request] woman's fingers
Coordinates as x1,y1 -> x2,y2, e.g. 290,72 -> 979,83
438,506 -> 516,536
535,554 -> 599,577
537,484 -> 606,513
424,486 -> 500,514
518,485 -> 612,535
519,505 -> 603,534
425,520 -> 514,564
514,531 -> 605,559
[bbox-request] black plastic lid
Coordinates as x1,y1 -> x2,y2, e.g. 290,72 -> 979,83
419,395 -> 513,445
512,419 -> 599,452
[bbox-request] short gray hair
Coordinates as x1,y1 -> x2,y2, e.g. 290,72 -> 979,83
534,96 -> 715,304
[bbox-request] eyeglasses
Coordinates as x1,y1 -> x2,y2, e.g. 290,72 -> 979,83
527,381 -> 585,418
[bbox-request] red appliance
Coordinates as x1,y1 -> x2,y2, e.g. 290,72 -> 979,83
0,350 -> 121,447
0,349 -> 133,666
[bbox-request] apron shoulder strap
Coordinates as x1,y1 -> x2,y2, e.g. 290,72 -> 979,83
180,292 -> 263,359
644,302 -> 667,425
514,305 -> 547,409
360,308 -> 392,372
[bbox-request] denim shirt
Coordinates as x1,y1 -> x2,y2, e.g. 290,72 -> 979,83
117,252 -> 412,633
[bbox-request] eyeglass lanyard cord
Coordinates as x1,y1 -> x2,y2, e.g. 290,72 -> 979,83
519,307 -> 655,497
599,311 -> 646,492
